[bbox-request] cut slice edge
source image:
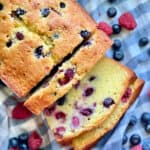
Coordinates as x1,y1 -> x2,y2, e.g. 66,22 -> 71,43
72,78 -> 144,150
24,29 -> 112,115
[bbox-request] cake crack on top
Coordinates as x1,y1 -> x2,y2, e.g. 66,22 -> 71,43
0,0 -> 100,97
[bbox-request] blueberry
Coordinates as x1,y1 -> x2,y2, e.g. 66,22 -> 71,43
89,76 -> 96,82
112,39 -> 122,50
145,124 -> 150,133
83,87 -> 94,97
9,137 -> 18,148
53,33 -> 60,39
18,133 -> 28,144
41,8 -> 50,17
130,134 -> 141,146
19,143 -> 29,150
34,46 -> 44,58
103,98 -> 115,108
60,2 -> 66,8
129,115 -> 137,127
56,96 -> 66,106
0,3 -> 3,11
112,24 -> 122,34
80,30 -> 90,39
6,39 -> 12,47
113,50 -> 124,61
80,108 -> 93,116
141,112 -> 150,125
139,37 -> 149,47
14,8 -> 26,18
143,143 -> 150,150
107,7 -> 117,18
16,32 -> 24,40
122,134 -> 128,145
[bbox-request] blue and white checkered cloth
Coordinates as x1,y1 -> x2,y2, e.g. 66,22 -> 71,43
0,0 -> 150,150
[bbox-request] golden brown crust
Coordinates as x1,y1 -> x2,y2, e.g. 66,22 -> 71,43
0,0 -> 96,97
72,78 -> 144,150
24,30 -> 112,115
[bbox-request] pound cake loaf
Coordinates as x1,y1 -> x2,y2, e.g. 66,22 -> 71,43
45,57 -> 136,144
24,30 -> 112,115
72,78 -> 144,150
0,0 -> 97,97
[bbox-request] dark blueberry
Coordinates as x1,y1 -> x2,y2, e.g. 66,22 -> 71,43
58,69 -> 74,86
80,108 -> 93,116
143,142 -> 150,150
148,48 -> 150,56
141,112 -> 150,125
129,115 -> 137,127
6,39 -> 12,47
112,24 -> 122,34
14,8 -> 26,18
108,0 -> 116,2
130,134 -> 141,146
122,134 -> 128,145
83,40 -> 92,46
83,87 -> 94,97
55,111 -> 66,120
80,30 -> 90,39
103,97 -> 115,108
53,33 -> 60,39
60,2 -> 66,8
112,39 -> 122,50
89,76 -> 96,82
107,7 -> 117,18
0,3 -> 4,11
16,32 -> 24,40
9,137 -> 18,148
139,37 -> 149,47
19,143 -> 28,150
145,124 -> 150,133
41,8 -> 50,17
34,46 -> 43,58
18,133 -> 28,144
56,96 -> 66,106
113,50 -> 124,61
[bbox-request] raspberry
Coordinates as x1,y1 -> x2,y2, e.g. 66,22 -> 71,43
131,145 -> 142,150
28,131 -> 43,150
119,12 -> 137,30
97,22 -> 113,36
12,102 -> 32,119
9,148 -> 19,150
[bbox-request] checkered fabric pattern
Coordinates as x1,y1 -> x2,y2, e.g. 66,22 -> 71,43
0,0 -> 150,150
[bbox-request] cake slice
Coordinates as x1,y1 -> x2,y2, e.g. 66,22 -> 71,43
0,0 -> 97,97
72,78 -> 144,150
24,29 -> 112,115
44,57 -> 136,144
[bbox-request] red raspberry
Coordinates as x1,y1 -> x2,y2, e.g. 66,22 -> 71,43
12,102 -> 32,119
9,148 -> 19,150
28,131 -> 43,150
97,22 -> 113,36
131,145 -> 142,150
119,12 -> 137,30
